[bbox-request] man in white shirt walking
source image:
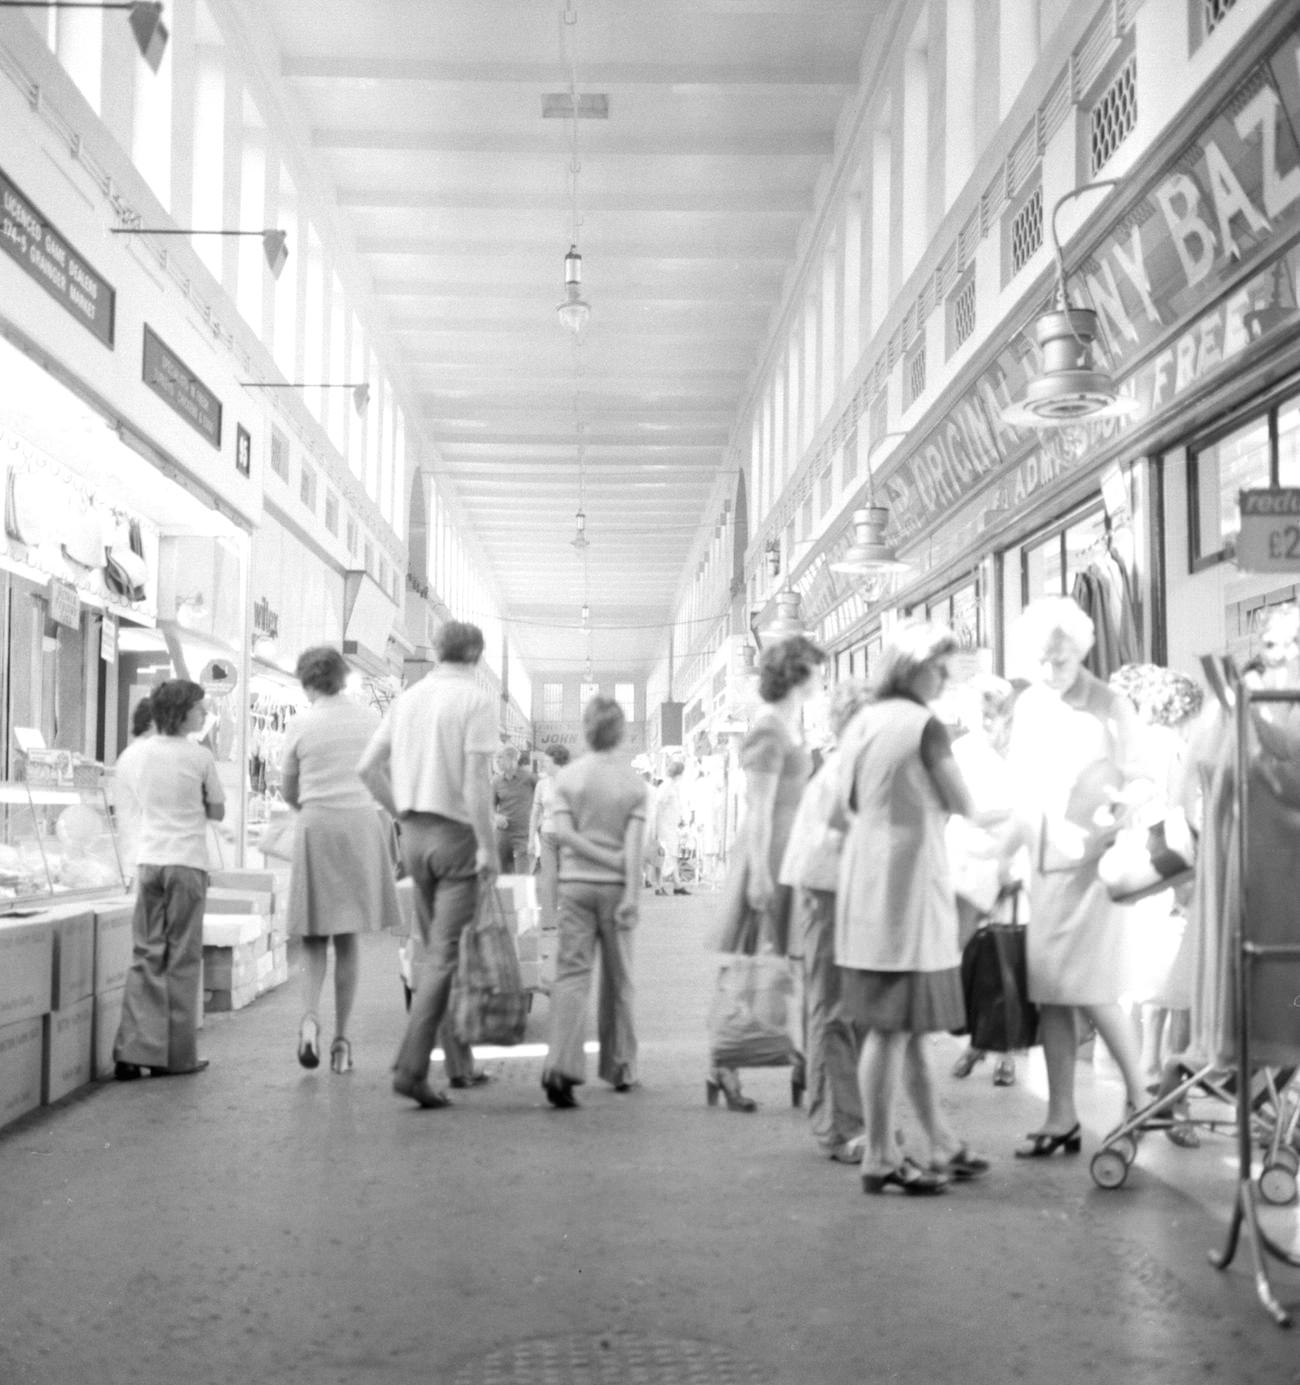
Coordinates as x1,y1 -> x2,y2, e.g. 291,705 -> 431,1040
358,621 -> 499,1109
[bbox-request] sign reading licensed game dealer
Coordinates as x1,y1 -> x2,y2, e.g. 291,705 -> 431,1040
1237,489 -> 1300,572
0,167 -> 115,347
142,326 -> 222,449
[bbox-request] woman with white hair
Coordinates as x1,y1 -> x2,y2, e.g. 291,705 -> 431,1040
1008,596 -> 1148,1157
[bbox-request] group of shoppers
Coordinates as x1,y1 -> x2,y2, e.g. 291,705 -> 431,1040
710,594 -> 1162,1196
109,596 -> 1169,1194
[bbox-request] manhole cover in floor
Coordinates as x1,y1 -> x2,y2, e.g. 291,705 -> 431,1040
449,1331 -> 770,1384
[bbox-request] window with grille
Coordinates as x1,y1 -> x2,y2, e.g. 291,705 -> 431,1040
299,461 -> 317,511
270,428 -> 289,482
905,345 -> 926,410
1090,55 -> 1137,177
1191,0 -> 1239,48
324,490 -> 339,535
542,683 -> 563,721
614,682 -> 635,715
947,273 -> 977,358
1009,185 -> 1043,277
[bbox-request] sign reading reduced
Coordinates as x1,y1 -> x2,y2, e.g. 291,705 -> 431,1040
1237,490 -> 1300,572
0,167 -> 115,347
142,327 -> 222,449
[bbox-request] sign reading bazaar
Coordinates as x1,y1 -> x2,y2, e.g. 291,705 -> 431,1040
804,23 -> 1300,632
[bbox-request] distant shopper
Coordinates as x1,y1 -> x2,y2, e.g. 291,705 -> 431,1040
651,759 -> 688,895
778,676 -> 871,1162
492,744 -> 537,874
281,646 -> 399,1075
358,621 -> 500,1110
542,697 -> 648,1107
112,680 -> 224,1080
528,743 -> 572,931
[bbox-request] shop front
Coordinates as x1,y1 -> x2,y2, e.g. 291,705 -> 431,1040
798,11 -> 1300,688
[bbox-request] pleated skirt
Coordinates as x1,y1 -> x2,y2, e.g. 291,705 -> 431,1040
285,803 -> 398,938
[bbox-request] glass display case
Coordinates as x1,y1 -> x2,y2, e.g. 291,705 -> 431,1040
0,783 -> 128,912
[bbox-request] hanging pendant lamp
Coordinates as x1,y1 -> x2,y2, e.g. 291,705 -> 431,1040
557,245 -> 591,335
763,587 -> 810,643
829,506 -> 909,577
1002,179 -> 1140,428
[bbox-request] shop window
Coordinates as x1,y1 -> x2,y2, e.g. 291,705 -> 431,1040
324,491 -> 339,535
926,576 -> 982,650
1088,54 -> 1137,178
541,683 -> 563,721
300,461 -> 317,512
1188,414 -> 1273,569
270,428 -> 290,482
1022,507 -> 1108,602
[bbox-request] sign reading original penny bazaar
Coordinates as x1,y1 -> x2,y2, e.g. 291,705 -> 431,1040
142,326 -> 222,449
802,21 -> 1300,632
0,167 -> 115,347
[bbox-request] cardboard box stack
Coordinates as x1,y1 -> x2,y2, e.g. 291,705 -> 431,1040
201,872 -> 285,1013
43,910 -> 95,1102
92,902 -> 134,1079
0,918 -> 53,1130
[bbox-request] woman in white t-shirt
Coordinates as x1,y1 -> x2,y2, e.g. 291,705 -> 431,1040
112,680 -> 225,1079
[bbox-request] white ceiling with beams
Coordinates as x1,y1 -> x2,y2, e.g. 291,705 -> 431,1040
258,0 -> 880,676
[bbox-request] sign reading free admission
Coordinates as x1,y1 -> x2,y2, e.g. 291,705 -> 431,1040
1237,490 -> 1300,572
0,167 -> 115,347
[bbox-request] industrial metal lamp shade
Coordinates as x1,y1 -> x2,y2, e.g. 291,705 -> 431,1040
1002,308 -> 1138,426
829,507 -> 909,576
764,588 -> 809,642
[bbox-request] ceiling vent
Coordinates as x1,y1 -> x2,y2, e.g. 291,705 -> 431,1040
542,94 -> 609,119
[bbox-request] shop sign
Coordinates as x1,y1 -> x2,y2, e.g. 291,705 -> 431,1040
142,327 -> 222,449
0,167 -> 115,347
1237,489 -> 1300,571
100,616 -> 117,665
46,577 -> 79,629
873,23 -> 1300,550
198,657 -> 238,698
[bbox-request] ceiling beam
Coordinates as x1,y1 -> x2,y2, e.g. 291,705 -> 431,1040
312,128 -> 830,158
336,187 -> 809,214
282,57 -> 858,87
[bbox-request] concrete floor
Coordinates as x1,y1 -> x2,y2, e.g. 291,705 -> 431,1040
2,889 -> 1299,1385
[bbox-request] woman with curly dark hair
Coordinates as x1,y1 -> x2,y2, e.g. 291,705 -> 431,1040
707,633 -> 826,1111
281,645 -> 399,1073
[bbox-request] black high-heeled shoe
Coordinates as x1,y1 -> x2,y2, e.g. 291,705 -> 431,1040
705,1067 -> 757,1112
1013,1123 -> 1082,1158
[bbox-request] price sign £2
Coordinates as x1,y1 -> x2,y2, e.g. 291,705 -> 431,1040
1237,490 -> 1300,572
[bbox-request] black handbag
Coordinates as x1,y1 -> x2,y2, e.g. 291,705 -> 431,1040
959,893 -> 1039,1052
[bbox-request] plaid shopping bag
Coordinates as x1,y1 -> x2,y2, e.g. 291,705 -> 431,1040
452,886 -> 529,1046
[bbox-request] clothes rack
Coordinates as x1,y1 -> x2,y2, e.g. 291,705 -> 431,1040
1208,671 -> 1300,1327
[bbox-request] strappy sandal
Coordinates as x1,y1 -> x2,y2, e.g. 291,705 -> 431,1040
329,1037 -> 353,1074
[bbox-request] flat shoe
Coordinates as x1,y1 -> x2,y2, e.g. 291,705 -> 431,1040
992,1058 -> 1016,1087
1014,1124 -> 1082,1158
449,1071 -> 491,1089
542,1073 -> 580,1109
951,1049 -> 985,1079
935,1145 -> 991,1180
826,1143 -> 864,1165
151,1060 -> 210,1077
393,1074 -> 452,1109
113,1061 -> 144,1081
862,1159 -> 948,1195
1166,1121 -> 1201,1149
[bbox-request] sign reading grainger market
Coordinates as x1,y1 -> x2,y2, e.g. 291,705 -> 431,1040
142,326 -> 222,449
0,168 -> 115,347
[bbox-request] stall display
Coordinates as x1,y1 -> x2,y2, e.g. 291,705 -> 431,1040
0,782 -> 127,910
